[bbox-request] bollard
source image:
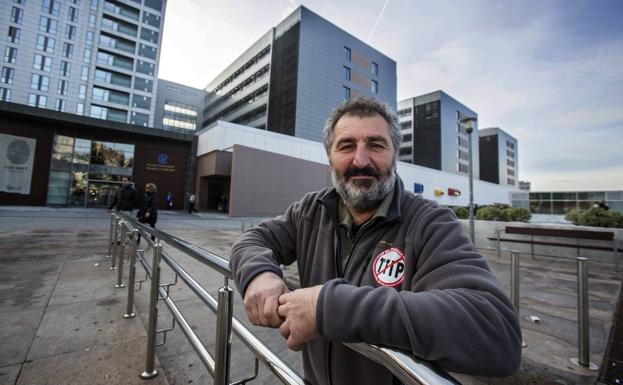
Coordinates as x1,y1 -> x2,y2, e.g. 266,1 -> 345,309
115,221 -> 127,288
214,277 -> 234,385
569,257 -> 598,370
141,243 -> 161,380
510,251 -> 520,310
107,213 -> 115,258
110,215 -> 119,270
496,229 -> 501,259
124,229 -> 139,318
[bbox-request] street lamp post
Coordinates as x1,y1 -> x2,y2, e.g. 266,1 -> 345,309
460,116 -> 477,244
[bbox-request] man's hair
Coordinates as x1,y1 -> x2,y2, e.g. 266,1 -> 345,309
322,96 -> 401,156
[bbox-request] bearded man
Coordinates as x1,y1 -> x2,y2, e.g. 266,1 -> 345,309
230,96 -> 521,385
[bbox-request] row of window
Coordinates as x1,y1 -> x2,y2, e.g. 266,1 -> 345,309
343,46 -> 379,75
164,101 -> 197,117
212,45 -> 271,94
205,64 -> 269,113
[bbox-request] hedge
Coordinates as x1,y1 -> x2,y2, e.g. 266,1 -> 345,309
565,207 -> 623,228
452,206 -> 531,222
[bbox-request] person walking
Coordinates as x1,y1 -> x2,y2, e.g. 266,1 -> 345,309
108,177 -> 137,212
166,192 -> 174,210
137,182 -> 158,242
188,193 -> 198,213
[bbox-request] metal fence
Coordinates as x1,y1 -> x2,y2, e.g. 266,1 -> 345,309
106,211 -> 462,385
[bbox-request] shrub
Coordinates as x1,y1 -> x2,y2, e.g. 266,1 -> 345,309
566,207 -> 623,228
453,206 -> 469,219
509,207 -> 531,222
475,206 -> 502,221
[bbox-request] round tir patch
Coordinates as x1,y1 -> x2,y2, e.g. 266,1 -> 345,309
372,247 -> 405,287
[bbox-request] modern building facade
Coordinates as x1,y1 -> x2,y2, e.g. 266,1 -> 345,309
0,0 -> 166,127
195,120 -> 516,217
154,78 -> 205,131
202,6 -> 397,143
397,91 -> 479,179
511,190 -> 623,214
0,101 -> 192,208
478,127 -> 518,187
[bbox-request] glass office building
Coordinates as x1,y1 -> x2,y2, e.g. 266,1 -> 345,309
511,191 -> 623,214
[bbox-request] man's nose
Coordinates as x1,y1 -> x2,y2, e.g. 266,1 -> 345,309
352,145 -> 371,168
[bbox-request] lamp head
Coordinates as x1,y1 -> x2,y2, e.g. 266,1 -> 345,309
460,116 -> 477,134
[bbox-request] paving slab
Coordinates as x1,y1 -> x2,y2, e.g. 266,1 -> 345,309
16,339 -> 169,385
0,364 -> 21,385
0,308 -> 43,366
27,298 -> 147,361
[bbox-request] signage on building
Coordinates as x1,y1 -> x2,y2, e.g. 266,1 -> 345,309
146,153 -> 176,172
0,133 -> 36,195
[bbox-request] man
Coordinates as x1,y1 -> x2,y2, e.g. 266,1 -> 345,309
230,97 -> 521,385
108,177 -> 137,212
188,193 -> 198,213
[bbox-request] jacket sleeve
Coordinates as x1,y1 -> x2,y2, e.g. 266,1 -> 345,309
229,196 -> 305,297
316,204 -> 522,376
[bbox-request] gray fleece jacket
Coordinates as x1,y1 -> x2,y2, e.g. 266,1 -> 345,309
230,178 -> 522,385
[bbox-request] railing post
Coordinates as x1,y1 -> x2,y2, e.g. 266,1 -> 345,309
569,257 -> 598,370
110,215 -> 119,270
214,277 -> 234,385
496,228 -> 501,258
141,243 -> 162,380
510,251 -> 520,310
107,213 -> 115,258
124,228 -> 139,319
115,220 -> 127,288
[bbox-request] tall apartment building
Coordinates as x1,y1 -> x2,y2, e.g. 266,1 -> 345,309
397,91 -> 479,178
154,78 -> 205,131
479,127 -> 518,187
202,6 -> 397,143
0,0 -> 166,127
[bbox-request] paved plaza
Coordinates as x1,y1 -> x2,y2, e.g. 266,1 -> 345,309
0,206 -> 620,385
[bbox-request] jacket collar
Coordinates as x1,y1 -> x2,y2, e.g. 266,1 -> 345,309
318,174 -> 404,224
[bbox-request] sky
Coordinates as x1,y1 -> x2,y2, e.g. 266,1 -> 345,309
158,0 -> 623,192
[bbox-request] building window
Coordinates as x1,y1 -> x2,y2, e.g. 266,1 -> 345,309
507,159 -> 515,167
343,66 -> 350,81
36,35 -> 55,52
8,26 -> 21,43
60,60 -> 70,76
400,121 -> 411,130
458,149 -> 469,161
76,102 -> 84,115
372,61 -> 378,75
42,0 -> 61,16
63,42 -> 73,58
90,0 -> 98,11
371,80 -> 378,94
83,48 -> 91,63
65,25 -> 76,40
85,30 -> 94,46
507,178 -> 515,185
458,137 -> 469,148
397,108 -> 412,118
69,6 -> 79,22
403,133 -> 412,142
0,87 -> 11,101
28,93 -> 47,107
30,73 -> 50,91
81,66 -> 89,81
11,7 -> 24,24
507,149 -> 514,157
4,47 -> 17,64
342,86 -> 350,100
458,163 -> 469,174
55,98 -> 65,112
1,67 -> 15,84
344,46 -> 351,62
506,140 -> 514,150
88,13 -> 96,28
57,79 -> 68,95
78,84 -> 87,99
15,0 -> 26,4
33,54 -> 52,72
39,16 -> 58,34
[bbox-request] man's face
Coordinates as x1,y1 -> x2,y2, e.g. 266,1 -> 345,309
122,178 -> 129,187
329,113 -> 396,212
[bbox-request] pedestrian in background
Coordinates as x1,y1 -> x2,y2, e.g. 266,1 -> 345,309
188,193 -> 198,214
108,177 -> 137,212
137,182 -> 158,242
166,192 -> 174,210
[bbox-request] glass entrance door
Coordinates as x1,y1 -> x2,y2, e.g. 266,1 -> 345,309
87,182 -> 120,208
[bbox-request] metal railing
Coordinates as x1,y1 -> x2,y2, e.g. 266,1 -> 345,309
107,211 -> 462,385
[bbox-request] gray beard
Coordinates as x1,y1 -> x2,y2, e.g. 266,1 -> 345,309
331,163 -> 396,212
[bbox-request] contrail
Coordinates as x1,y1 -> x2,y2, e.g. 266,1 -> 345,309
368,0 -> 391,43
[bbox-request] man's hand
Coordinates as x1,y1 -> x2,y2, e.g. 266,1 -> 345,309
277,285 -> 322,351
243,272 -> 289,328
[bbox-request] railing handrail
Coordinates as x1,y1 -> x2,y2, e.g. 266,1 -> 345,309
114,211 -> 461,385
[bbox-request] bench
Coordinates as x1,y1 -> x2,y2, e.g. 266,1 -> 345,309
487,226 -> 621,270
